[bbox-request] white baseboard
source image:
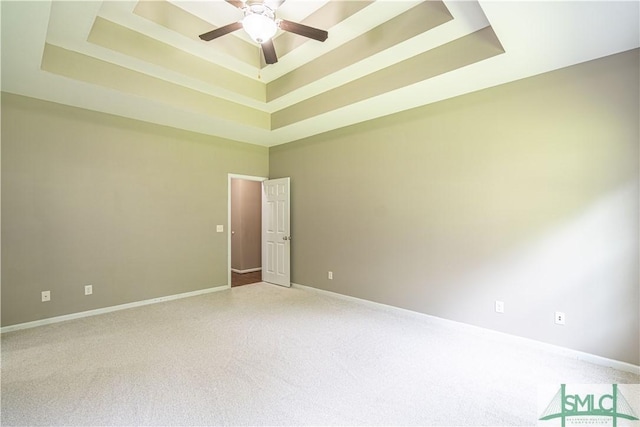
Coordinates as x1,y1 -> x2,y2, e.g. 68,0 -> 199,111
231,268 -> 262,274
291,283 -> 640,375
0,285 -> 230,334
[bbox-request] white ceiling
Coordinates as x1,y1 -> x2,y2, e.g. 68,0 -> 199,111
1,1 -> 639,147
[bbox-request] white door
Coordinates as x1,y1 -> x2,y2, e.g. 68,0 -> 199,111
262,178 -> 291,287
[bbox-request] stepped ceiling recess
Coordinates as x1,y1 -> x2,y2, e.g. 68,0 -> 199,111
2,1 -> 639,147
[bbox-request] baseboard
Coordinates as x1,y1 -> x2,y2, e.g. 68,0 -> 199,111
0,285 -> 230,334
291,283 -> 640,375
231,268 -> 262,274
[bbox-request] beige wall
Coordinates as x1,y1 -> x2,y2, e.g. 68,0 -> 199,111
270,49 -> 640,365
1,93 -> 268,326
230,179 -> 262,271
2,50 -> 638,366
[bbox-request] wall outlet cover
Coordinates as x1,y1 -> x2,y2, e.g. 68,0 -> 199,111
495,300 -> 504,313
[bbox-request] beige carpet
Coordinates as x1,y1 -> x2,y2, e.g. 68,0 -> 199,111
2,283 -> 638,426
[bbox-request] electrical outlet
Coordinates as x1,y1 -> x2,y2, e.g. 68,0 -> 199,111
84,284 -> 93,295
41,291 -> 51,302
555,311 -> 565,325
495,300 -> 504,313
328,271 -> 333,280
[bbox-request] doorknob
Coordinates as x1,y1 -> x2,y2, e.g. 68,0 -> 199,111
282,236 -> 292,241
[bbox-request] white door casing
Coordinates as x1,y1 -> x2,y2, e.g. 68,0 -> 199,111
262,178 -> 291,287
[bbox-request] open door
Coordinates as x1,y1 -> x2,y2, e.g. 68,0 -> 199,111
262,178 -> 290,287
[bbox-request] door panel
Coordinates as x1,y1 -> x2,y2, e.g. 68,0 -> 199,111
262,178 -> 290,287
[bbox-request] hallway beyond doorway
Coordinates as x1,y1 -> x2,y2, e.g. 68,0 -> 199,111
231,271 -> 261,287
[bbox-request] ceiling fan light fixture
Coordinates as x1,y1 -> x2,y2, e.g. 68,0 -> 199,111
242,12 -> 278,44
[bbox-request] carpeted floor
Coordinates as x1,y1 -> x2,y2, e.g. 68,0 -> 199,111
2,283 -> 638,426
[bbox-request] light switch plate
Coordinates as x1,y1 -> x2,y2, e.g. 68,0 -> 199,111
216,225 -> 224,233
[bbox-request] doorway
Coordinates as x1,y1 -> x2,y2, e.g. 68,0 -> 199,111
228,174 -> 267,287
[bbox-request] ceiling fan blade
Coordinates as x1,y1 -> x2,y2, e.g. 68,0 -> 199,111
199,22 -> 243,41
225,0 -> 245,9
262,39 -> 278,64
279,19 -> 328,42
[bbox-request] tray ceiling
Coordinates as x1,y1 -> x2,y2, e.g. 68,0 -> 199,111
2,1 -> 639,146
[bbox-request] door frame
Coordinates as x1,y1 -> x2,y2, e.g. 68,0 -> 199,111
227,174 -> 268,287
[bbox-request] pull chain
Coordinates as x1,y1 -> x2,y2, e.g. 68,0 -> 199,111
257,46 -> 262,80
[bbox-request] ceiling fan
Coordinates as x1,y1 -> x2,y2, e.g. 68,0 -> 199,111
199,0 -> 328,65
